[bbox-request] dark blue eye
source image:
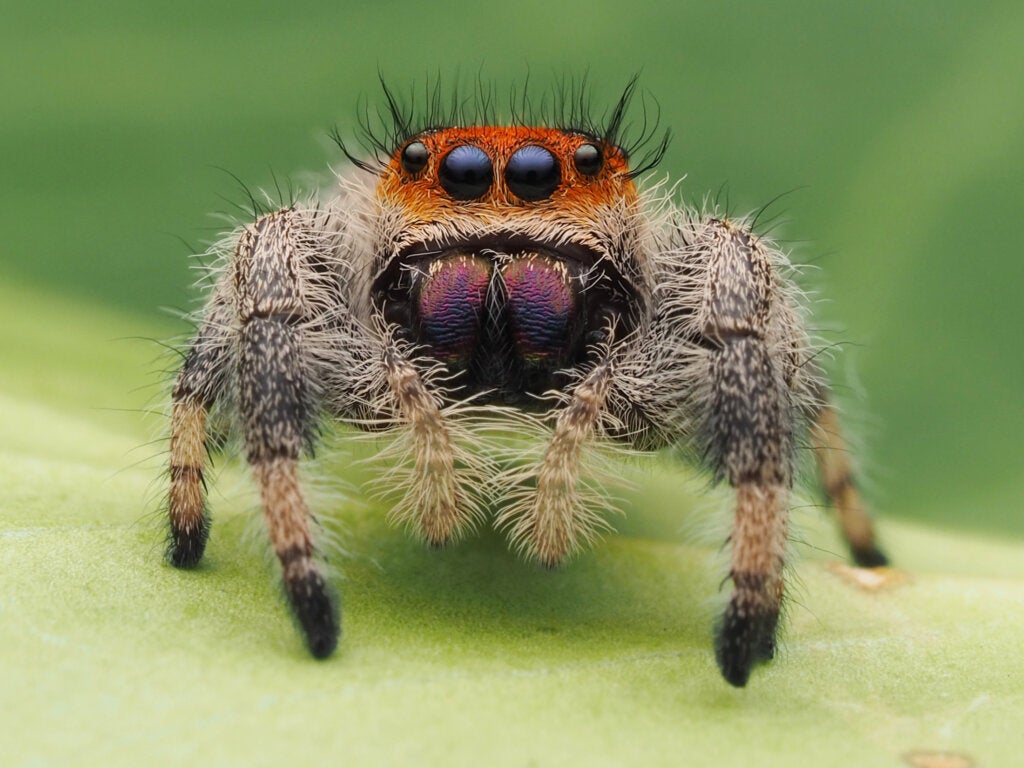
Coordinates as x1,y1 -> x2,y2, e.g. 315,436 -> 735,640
439,145 -> 493,200
505,145 -> 560,201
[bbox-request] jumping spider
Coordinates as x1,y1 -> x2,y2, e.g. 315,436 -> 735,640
166,84 -> 886,687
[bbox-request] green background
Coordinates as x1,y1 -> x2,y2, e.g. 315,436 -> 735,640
2,1 -> 1021,766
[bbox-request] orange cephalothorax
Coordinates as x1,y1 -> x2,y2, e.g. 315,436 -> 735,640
376,126 -> 638,221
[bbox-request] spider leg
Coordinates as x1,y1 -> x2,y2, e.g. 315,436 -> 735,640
696,219 -> 796,687
171,196 -> 489,658
168,291 -> 232,567
610,206 -> 886,685
612,212 -> 800,686
706,361 -> 791,683
810,401 -> 888,567
230,210 -> 343,658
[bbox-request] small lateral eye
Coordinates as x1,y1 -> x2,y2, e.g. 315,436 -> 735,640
573,143 -> 602,175
401,141 -> 428,174
439,145 -> 493,200
506,145 -> 560,202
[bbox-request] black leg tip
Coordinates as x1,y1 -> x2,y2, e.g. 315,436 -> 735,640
714,607 -> 778,688
305,620 -> 339,659
851,545 -> 889,569
287,571 -> 340,660
166,519 -> 210,568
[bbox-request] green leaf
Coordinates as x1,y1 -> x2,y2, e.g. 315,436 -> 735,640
1,282 -> 1020,767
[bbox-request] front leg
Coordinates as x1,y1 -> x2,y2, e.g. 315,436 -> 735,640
611,213 -> 799,686
234,209 -> 339,657
696,219 -> 794,686
613,208 -> 884,685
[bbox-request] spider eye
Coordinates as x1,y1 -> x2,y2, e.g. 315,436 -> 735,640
505,145 -> 560,202
439,145 -> 493,200
573,143 -> 602,176
400,141 -> 428,174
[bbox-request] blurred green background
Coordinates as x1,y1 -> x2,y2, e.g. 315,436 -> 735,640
3,0 -> 1021,533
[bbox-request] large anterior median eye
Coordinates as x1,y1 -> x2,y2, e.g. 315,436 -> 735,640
439,145 -> 493,200
505,145 -> 560,201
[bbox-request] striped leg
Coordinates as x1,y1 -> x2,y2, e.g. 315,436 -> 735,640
811,403 -> 887,567
168,393 -> 211,566
168,294 -> 231,567
235,211 -> 338,658
608,208 -> 883,686
709,335 -> 792,687
697,220 -> 795,687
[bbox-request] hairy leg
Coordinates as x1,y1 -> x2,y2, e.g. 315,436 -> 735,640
231,210 -> 342,657
697,219 -> 797,686
612,211 -> 800,686
810,403 -> 887,567
167,292 -> 232,567
707,329 -> 792,687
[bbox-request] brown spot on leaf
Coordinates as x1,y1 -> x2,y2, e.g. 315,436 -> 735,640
828,562 -> 909,591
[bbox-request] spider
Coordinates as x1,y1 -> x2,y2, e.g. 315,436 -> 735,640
166,82 -> 886,687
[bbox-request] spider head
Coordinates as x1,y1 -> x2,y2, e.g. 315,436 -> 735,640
370,126 -> 648,401
377,125 -> 636,209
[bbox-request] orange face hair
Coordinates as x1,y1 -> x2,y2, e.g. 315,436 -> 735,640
376,126 -> 638,223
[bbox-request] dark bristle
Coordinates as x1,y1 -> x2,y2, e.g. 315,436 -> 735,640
331,73 -> 671,177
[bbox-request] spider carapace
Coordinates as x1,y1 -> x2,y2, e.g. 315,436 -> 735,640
166,88 -> 887,687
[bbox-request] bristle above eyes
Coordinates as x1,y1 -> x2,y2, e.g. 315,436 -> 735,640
332,74 -> 669,178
